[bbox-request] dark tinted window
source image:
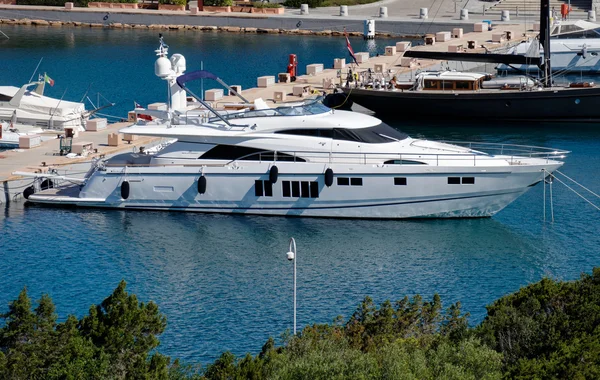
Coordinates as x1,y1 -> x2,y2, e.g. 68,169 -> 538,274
255,180 -> 263,196
201,145 -> 305,162
282,181 -> 291,197
448,177 -> 461,185
384,160 -> 425,165
337,177 -> 349,186
310,182 -> 319,198
301,181 -> 310,198
462,177 -> 475,184
264,181 -> 273,196
350,178 -> 363,186
292,181 -> 300,197
394,177 -> 407,186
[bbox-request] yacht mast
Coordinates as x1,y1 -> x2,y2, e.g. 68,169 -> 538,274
540,0 -> 552,86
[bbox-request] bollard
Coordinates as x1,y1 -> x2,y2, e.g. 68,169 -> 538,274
363,19 -> 375,39
589,9 -> 597,21
379,6 -> 387,18
420,8 -> 428,19
516,6 -> 519,17
460,9 -> 468,20
501,10 -> 510,21
340,5 -> 348,16
300,4 -> 309,15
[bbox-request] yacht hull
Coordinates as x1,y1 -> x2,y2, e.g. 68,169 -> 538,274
343,87 -> 600,122
27,162 -> 557,219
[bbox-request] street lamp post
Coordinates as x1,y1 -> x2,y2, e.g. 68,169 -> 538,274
286,237 -> 297,335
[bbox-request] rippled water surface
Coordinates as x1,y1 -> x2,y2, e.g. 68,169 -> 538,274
1,26 -> 600,364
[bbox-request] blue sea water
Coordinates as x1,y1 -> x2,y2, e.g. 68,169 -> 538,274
1,26 -> 600,365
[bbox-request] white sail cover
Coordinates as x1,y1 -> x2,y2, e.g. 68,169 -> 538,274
0,86 -> 85,118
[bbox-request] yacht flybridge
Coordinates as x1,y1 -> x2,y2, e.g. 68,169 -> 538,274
17,39 -> 568,219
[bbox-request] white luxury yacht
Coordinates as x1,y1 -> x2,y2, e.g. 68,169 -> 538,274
17,39 -> 568,219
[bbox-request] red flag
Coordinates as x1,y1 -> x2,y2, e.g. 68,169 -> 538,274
344,28 -> 359,66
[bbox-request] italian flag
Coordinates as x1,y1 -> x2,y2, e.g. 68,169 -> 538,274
44,73 -> 55,87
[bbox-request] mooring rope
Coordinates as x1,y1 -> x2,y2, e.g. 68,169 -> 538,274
554,169 -> 600,199
548,171 -> 600,212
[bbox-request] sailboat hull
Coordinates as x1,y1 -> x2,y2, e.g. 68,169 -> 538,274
344,86 -> 600,122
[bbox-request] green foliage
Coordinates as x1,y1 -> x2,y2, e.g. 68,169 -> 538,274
159,0 -> 186,5
0,280 -> 190,380
201,294 -> 501,379
477,267 -> 600,378
203,0 -> 232,6
283,0 -> 322,8
251,1 -> 282,7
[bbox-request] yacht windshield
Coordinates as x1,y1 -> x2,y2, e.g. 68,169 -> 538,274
275,123 -> 408,144
215,98 -> 330,121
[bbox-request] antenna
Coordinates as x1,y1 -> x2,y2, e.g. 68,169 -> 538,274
28,57 -> 44,83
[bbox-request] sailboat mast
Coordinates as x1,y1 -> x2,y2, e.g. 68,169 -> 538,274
540,0 -> 552,86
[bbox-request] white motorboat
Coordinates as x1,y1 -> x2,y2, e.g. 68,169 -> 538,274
0,76 -> 111,133
16,40 -> 568,219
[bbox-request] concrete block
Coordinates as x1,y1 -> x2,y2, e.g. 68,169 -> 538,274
228,85 -> 242,96
306,63 -> 324,75
257,76 -> 275,88
334,58 -> 346,69
474,22 -> 486,32
148,102 -> 167,111
374,63 -> 386,73
492,33 -> 505,43
400,58 -> 416,68
292,84 -> 311,97
448,44 -> 463,52
273,91 -> 286,102
395,41 -> 411,52
355,52 -> 369,63
205,89 -> 224,101
128,111 -> 137,122
86,118 -> 107,131
452,28 -> 463,38
18,135 -> 41,149
64,127 -> 78,139
385,46 -> 397,56
108,133 -> 121,147
72,141 -> 94,155
190,6 -> 199,14
123,133 -> 138,143
65,2 -> 74,9
278,73 -> 291,83
435,31 -> 451,42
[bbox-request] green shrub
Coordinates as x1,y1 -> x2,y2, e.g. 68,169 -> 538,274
203,0 -> 232,6
251,1 -> 282,7
17,0 -> 89,6
159,0 -> 185,5
283,0 -> 322,8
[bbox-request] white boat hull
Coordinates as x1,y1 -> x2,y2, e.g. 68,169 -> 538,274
28,161 -> 557,219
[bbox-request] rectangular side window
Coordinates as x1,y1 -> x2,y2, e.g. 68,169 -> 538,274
310,181 -> 319,198
350,178 -> 363,186
448,177 -> 460,185
282,181 -> 291,197
394,177 -> 407,186
462,177 -> 475,185
301,181 -> 310,198
255,180 -> 263,196
264,181 -> 273,196
291,181 -> 300,197
337,177 -> 349,186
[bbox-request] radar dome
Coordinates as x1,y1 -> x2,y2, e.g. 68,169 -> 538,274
155,56 -> 172,78
170,54 -> 187,74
